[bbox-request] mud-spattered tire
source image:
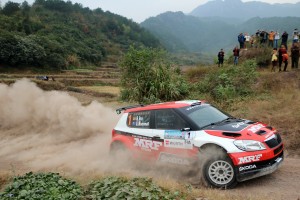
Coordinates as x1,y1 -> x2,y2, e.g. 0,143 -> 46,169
199,146 -> 237,189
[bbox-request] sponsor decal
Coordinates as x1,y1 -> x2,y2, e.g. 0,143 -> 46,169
239,164 -> 257,172
164,139 -> 193,149
164,130 -> 185,139
238,154 -> 262,164
158,153 -> 190,165
134,138 -> 162,151
248,124 -> 265,133
232,122 -> 245,129
164,130 -> 195,140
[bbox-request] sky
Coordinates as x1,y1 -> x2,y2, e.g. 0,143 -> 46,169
1,0 -> 300,22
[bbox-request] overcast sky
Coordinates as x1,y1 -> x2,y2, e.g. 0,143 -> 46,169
1,0 -> 300,22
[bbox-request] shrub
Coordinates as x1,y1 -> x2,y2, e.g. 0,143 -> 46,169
197,59 -> 258,103
120,46 -> 189,104
85,176 -> 182,200
0,172 -> 83,200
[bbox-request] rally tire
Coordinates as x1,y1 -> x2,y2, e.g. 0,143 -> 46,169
202,156 -> 237,189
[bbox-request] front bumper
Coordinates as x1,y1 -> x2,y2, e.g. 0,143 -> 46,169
236,151 -> 284,182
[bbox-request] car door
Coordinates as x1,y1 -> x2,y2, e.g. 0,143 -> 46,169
126,110 -> 163,160
152,109 -> 198,165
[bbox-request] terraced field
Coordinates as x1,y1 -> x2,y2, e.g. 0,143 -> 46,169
0,63 -> 121,102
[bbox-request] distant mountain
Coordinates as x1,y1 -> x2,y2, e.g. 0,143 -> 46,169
140,12 -> 236,53
141,11 -> 300,54
190,0 -> 300,21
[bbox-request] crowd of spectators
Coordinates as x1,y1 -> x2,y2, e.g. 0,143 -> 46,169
217,28 -> 300,70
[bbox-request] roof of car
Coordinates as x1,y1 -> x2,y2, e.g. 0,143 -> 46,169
118,100 -> 203,114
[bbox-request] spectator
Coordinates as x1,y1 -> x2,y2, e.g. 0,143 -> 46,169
291,43 -> 300,69
281,31 -> 289,50
271,48 -> 278,72
238,33 -> 245,49
274,31 -> 280,49
244,33 -> 251,49
250,35 -> 255,48
282,52 -> 289,72
263,31 -> 268,45
292,28 -> 299,43
268,31 -> 275,47
278,45 -> 287,72
217,49 -> 225,67
260,30 -> 265,44
233,46 -> 240,65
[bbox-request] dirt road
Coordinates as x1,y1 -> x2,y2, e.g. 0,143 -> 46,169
228,157 -> 300,200
0,80 -> 299,200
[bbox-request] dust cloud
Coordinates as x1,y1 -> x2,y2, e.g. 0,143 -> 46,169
0,79 -> 120,175
0,79 -> 202,183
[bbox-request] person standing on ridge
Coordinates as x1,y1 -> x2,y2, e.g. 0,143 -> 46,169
274,31 -> 280,49
282,52 -> 289,72
278,45 -> 287,72
233,46 -> 240,65
292,28 -> 299,44
281,31 -> 289,50
217,49 -> 225,67
291,43 -> 300,69
245,33 -> 251,49
271,48 -> 278,72
268,30 -> 275,47
238,33 -> 245,49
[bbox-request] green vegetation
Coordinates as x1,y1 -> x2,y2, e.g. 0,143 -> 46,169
0,0 -> 161,70
0,172 -> 83,199
120,46 -> 189,104
0,173 -> 187,200
195,60 -> 258,103
85,176 -> 183,200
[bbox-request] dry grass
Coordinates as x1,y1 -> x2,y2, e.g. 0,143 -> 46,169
79,86 -> 120,95
229,71 -> 300,156
184,65 -> 218,82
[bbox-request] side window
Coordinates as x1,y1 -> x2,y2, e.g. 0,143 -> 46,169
155,109 -> 187,130
127,111 -> 150,128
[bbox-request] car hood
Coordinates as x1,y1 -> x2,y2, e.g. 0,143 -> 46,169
203,119 -> 277,142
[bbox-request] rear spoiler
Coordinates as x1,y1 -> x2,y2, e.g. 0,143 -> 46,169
116,104 -> 144,114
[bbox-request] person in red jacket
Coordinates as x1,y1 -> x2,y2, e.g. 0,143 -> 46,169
233,46 -> 240,65
282,52 -> 289,72
278,45 -> 287,72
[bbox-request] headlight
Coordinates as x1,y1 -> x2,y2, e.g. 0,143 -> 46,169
233,140 -> 266,151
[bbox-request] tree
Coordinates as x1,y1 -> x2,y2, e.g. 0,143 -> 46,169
120,46 -> 189,103
2,1 -> 20,16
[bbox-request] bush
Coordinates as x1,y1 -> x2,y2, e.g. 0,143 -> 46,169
0,172 -> 83,200
197,59 -> 258,103
120,46 -> 189,104
85,176 -> 182,200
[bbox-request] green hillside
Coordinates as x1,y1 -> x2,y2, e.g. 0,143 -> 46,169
0,0 -> 161,69
141,12 -> 300,54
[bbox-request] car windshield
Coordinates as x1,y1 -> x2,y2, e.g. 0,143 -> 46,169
179,104 -> 231,129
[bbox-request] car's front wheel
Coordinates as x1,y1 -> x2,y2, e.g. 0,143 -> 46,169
202,156 -> 237,189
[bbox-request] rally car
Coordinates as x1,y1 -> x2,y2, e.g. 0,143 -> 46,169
110,100 -> 284,188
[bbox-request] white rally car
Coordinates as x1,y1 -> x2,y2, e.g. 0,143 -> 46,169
110,100 -> 284,188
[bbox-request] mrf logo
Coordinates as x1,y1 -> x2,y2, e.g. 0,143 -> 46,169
238,154 -> 262,164
134,138 -> 162,151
